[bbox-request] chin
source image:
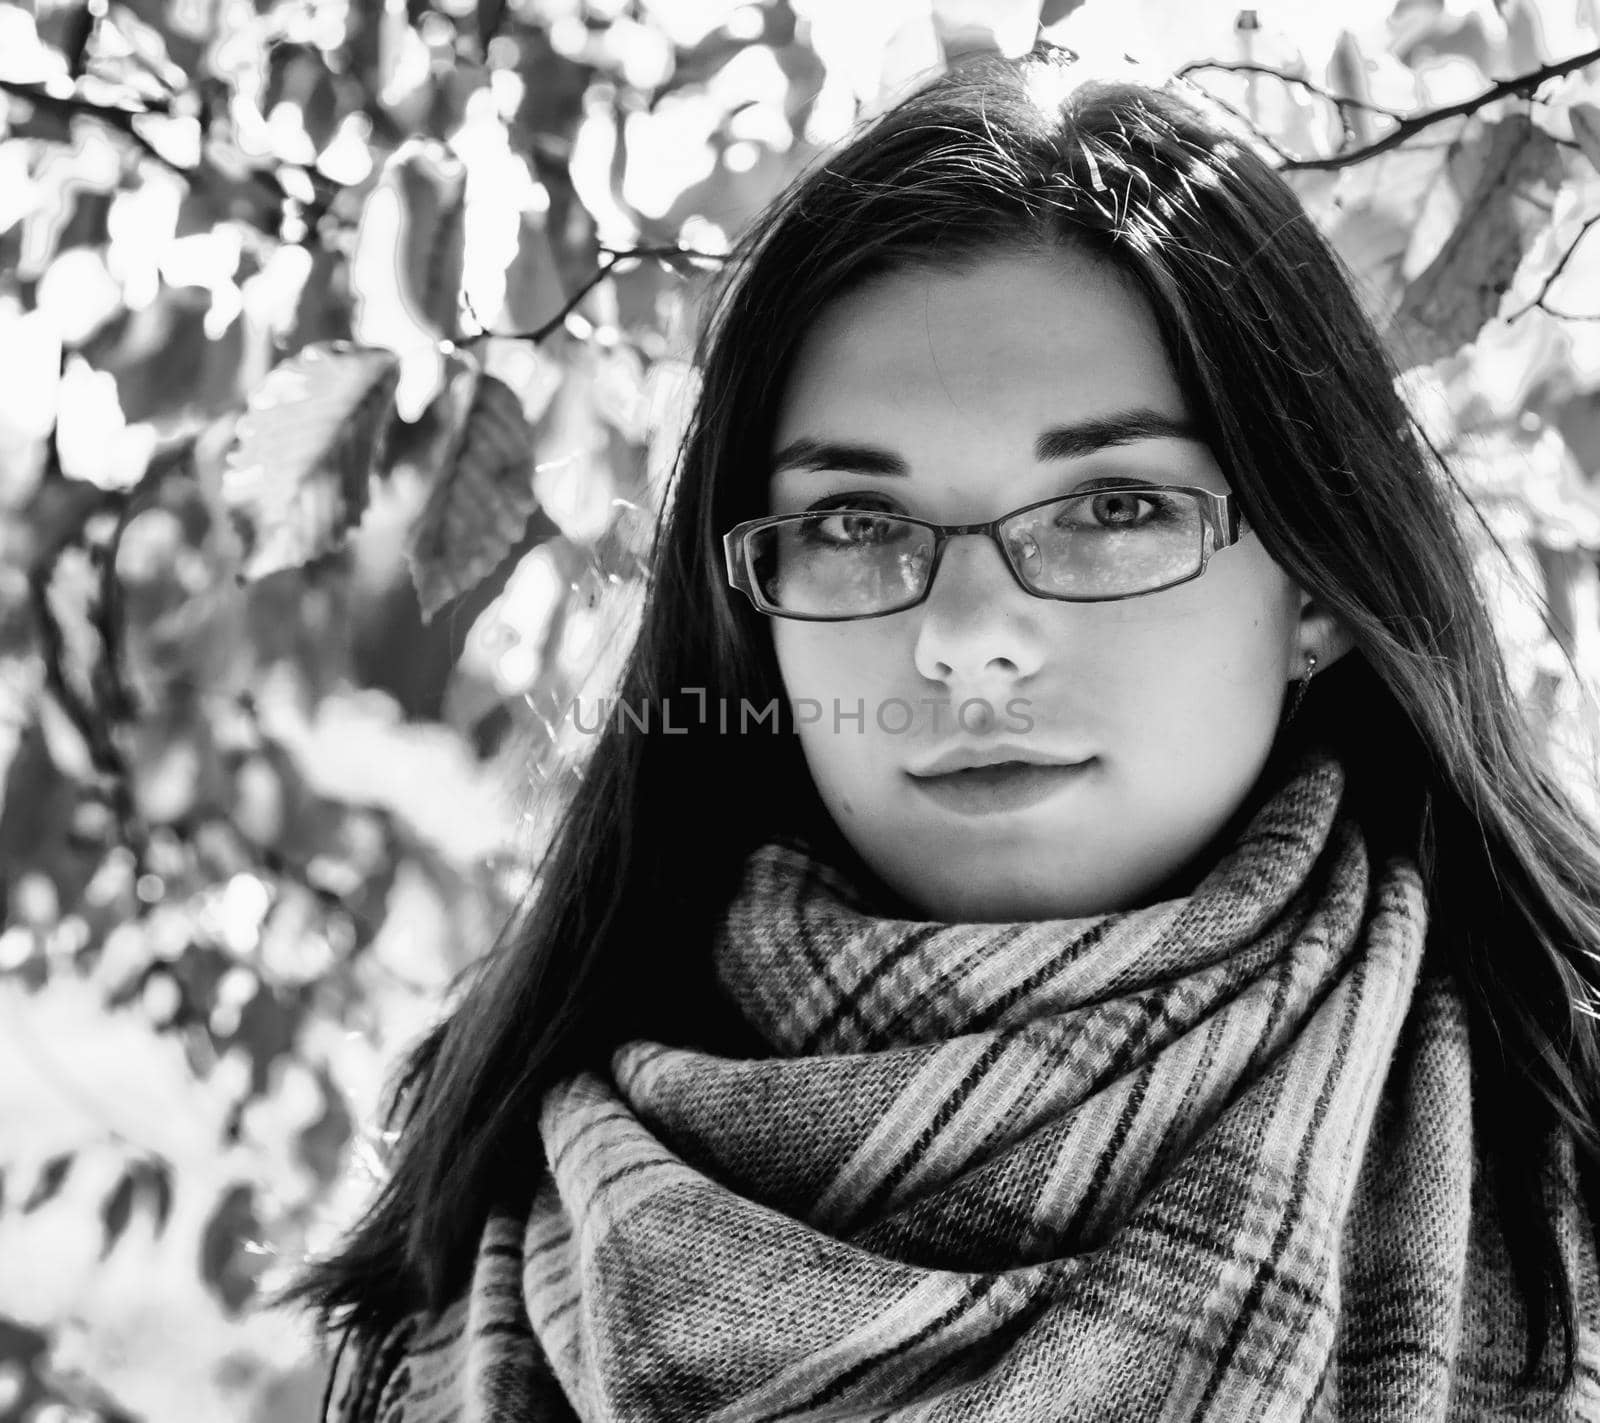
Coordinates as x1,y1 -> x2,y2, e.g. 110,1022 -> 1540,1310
868,833 -> 1194,921
881,863 -> 1101,925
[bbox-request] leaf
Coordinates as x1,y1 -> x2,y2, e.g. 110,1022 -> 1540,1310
21,1152 -> 72,1212
143,1159 -> 173,1236
296,1066 -> 353,1185
0,716 -> 82,891
532,353 -> 617,543
59,1 -> 95,77
501,215 -> 567,335
116,0 -> 205,71
222,342 -> 401,581
264,44 -> 341,153
1305,157 -> 1433,325
1391,5 -> 1493,80
291,241 -> 355,349
1392,116 -> 1564,365
590,344 -> 649,443
933,0 -> 1041,57
99,1169 -> 135,1257
380,352 -> 478,479
1571,102 -> 1600,177
0,974 -> 241,1171
99,1159 -> 173,1257
404,371 -> 557,622
92,285 -> 245,426
199,1182 -> 266,1316
390,141 -> 468,341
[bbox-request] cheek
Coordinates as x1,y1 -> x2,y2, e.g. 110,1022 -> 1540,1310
772,624 -> 906,699
1082,589 -> 1288,724
774,628 -> 910,799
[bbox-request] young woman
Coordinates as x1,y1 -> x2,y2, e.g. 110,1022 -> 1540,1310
295,44 -> 1600,1420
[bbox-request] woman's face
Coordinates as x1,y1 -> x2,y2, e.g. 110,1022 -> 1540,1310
766,248 -> 1344,921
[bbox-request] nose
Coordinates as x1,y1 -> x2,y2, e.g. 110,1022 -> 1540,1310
912,532 -> 1046,688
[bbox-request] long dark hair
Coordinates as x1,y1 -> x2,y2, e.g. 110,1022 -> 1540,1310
289,44 -> 1600,1391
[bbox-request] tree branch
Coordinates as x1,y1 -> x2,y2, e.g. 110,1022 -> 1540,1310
1190,87 -> 1295,164
1178,45 -> 1600,173
1506,211 -> 1600,322
0,76 -> 184,176
1176,60 -> 1407,120
0,77 -> 341,230
464,245 -> 726,346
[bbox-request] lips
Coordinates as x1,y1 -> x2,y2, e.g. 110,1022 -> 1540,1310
924,763 -> 1061,787
906,757 -> 1096,816
908,745 -> 1092,778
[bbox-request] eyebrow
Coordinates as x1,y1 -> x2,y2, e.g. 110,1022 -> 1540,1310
769,407 -> 1202,477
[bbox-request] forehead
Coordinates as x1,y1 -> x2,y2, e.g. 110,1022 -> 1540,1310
771,250 -> 1187,453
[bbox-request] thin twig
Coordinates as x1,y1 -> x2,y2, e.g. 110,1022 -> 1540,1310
1175,60 -> 1407,120
465,245 -> 726,346
1180,45 -> 1600,173
1506,211 -> 1600,322
0,76 -> 187,178
0,75 -> 172,119
0,76 -> 336,226
1287,46 -> 1600,171
1188,86 -> 1295,164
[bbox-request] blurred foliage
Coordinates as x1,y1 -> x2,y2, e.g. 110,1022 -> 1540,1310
2,0 -> 1600,1418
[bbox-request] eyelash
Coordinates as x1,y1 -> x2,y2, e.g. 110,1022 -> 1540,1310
802,477 -> 1158,515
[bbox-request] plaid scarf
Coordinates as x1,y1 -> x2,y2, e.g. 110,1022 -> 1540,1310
326,748 -> 1600,1421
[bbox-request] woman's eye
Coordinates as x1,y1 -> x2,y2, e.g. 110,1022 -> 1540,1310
1087,490 -> 1155,527
1048,489 -> 1169,530
802,497 -> 907,546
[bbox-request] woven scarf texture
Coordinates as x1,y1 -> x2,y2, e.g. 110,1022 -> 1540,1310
326,748 -> 1600,1421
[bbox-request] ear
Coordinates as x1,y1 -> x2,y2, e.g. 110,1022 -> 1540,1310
1290,590 -> 1357,679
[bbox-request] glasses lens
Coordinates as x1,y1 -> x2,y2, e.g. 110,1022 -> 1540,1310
746,509 -> 935,617
1002,489 -> 1206,598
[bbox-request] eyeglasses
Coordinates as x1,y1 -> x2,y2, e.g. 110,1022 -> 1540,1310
723,485 -> 1250,622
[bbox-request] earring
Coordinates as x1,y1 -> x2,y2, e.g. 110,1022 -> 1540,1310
1285,652 -> 1318,723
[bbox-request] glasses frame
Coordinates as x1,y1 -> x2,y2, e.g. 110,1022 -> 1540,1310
722,484 -> 1251,622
